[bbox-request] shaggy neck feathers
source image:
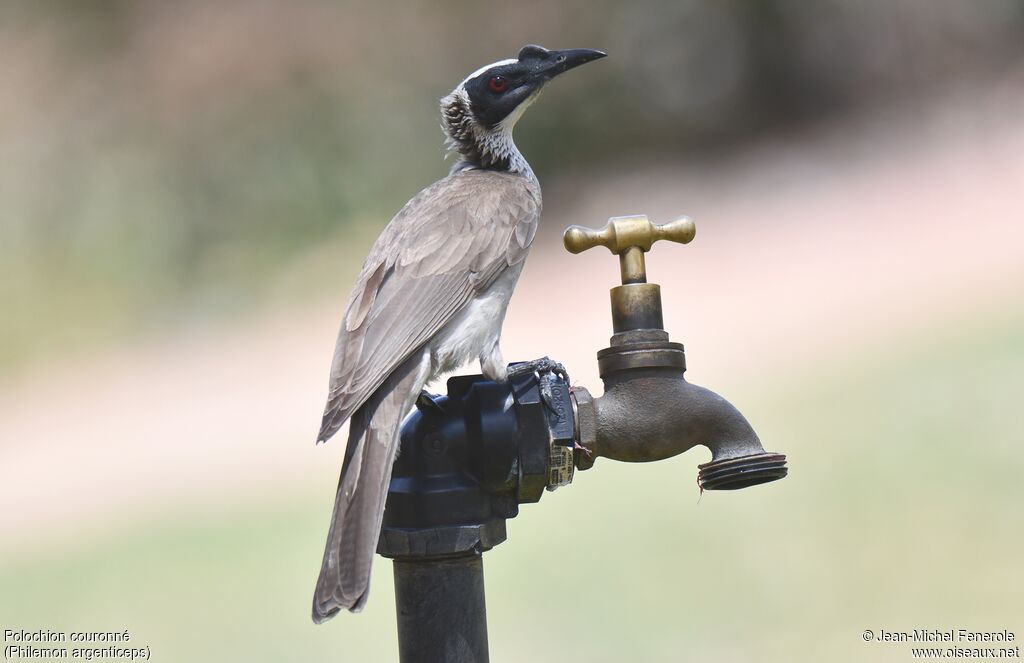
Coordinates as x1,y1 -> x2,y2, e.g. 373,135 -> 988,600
440,91 -> 533,179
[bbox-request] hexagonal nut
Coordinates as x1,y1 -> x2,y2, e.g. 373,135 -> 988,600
377,521 -> 508,558
572,386 -> 597,471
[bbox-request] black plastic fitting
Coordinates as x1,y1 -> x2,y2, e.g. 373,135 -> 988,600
378,370 -> 574,561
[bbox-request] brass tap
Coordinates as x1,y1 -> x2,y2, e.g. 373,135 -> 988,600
562,214 -> 787,489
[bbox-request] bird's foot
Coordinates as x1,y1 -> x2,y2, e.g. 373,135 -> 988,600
574,440 -> 593,458
506,356 -> 568,382
508,357 -> 570,415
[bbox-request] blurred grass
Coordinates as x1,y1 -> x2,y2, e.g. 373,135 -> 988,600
2,310 -> 1020,662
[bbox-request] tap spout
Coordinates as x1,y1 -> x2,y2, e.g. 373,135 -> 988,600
572,364 -> 787,490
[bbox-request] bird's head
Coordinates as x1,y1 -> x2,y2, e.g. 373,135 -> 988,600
441,45 -> 606,173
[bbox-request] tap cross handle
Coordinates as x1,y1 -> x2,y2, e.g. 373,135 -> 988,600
563,214 -> 695,285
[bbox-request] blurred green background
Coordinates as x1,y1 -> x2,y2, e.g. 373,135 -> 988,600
2,1 -> 1023,661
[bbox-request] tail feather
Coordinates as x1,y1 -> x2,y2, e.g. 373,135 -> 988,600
312,350 -> 430,623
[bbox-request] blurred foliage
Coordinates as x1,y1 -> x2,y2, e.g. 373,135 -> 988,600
2,311 -> 1021,662
2,0 -> 1023,368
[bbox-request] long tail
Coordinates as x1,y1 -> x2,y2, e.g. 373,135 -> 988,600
312,351 -> 430,623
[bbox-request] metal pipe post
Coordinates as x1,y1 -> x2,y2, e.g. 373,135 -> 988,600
393,554 -> 489,663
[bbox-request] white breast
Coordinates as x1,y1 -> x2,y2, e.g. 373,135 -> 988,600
428,262 -> 525,377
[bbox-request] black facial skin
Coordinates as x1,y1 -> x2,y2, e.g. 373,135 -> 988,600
464,45 -> 606,129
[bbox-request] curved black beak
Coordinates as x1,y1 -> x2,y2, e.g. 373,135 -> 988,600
518,45 -> 606,82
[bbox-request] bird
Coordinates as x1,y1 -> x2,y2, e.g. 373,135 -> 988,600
311,44 -> 606,623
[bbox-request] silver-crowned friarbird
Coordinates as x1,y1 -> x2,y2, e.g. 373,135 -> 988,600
312,44 -> 606,623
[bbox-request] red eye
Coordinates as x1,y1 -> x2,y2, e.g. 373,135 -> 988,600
488,76 -> 508,93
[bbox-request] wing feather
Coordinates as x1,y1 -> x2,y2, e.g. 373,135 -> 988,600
318,169 -> 540,441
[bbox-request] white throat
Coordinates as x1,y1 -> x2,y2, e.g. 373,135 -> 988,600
440,85 -> 540,180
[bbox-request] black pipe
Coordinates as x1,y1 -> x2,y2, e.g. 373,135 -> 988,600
393,554 -> 489,663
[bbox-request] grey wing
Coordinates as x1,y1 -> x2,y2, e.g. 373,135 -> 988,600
317,170 -> 540,441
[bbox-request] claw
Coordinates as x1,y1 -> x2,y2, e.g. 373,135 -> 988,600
508,357 -> 570,415
539,377 -> 558,415
506,356 -> 568,381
